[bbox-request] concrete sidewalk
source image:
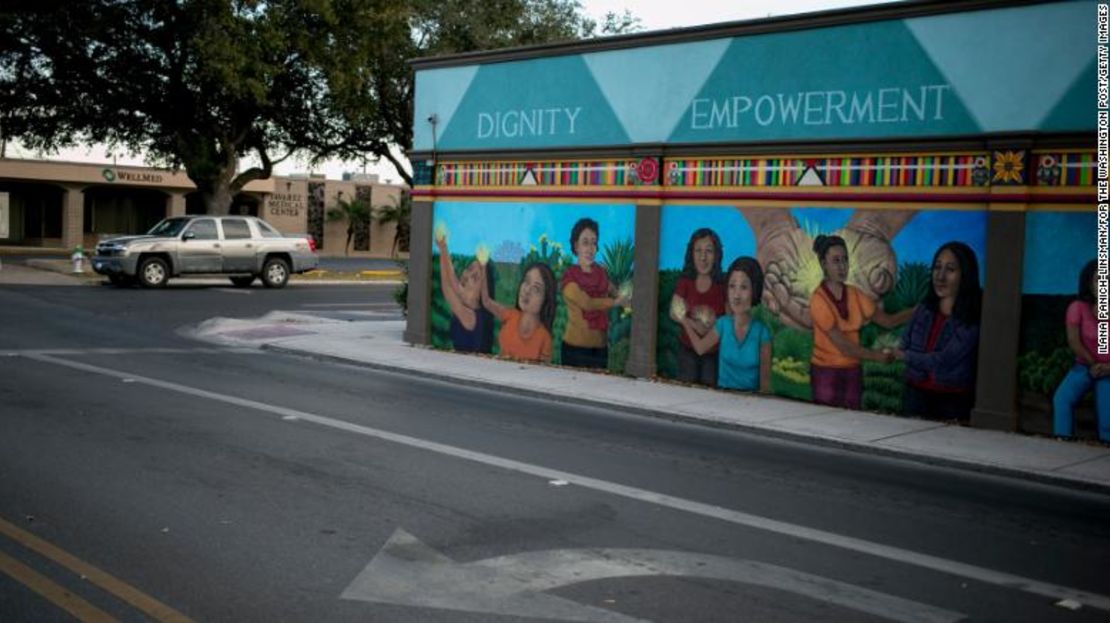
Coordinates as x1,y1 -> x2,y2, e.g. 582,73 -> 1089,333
0,262 -> 92,286
186,313 -> 1110,494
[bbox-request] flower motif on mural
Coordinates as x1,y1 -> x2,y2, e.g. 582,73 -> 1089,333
1036,154 -> 1061,186
636,157 -> 659,184
991,151 -> 1025,185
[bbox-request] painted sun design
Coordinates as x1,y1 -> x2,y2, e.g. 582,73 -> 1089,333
992,151 -> 1025,184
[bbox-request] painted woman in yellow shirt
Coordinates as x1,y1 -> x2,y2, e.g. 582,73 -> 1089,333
559,218 -> 628,369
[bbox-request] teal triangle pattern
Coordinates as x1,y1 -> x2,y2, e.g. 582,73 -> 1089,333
413,66 -> 480,152
584,38 -> 730,143
1041,59 -> 1097,130
438,55 -> 630,150
905,1 -> 1092,133
668,20 -> 980,143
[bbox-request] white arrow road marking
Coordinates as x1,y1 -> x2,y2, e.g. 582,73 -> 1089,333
24,353 -> 1110,613
341,528 -> 963,623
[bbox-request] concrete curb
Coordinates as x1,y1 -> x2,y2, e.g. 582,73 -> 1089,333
16,259 -> 401,286
260,342 -> 1110,496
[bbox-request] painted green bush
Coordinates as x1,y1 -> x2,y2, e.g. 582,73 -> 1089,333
862,360 -> 906,413
884,261 -> 931,313
656,269 -> 681,378
1018,295 -> 1072,396
601,238 -> 634,285
1018,347 -> 1073,396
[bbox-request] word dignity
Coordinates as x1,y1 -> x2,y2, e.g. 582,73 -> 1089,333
477,107 -> 582,139
690,85 -> 952,130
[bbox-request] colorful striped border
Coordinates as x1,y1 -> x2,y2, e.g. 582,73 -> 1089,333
1032,152 -> 1096,187
437,160 -> 638,187
424,151 -> 1096,204
665,155 -> 989,187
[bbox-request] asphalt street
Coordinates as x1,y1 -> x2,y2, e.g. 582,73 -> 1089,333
1,281 -> 1109,622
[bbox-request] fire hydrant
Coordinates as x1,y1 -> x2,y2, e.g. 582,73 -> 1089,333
71,246 -> 85,274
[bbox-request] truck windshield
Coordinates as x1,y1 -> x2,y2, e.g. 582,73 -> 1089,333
146,218 -> 189,237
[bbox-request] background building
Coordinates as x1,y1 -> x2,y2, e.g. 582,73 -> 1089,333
0,158 -> 408,258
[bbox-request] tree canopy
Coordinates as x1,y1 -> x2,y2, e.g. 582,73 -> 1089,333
0,1 -> 639,213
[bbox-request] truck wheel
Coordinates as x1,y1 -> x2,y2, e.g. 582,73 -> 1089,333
229,276 -> 255,288
261,257 -> 290,289
138,257 -> 169,289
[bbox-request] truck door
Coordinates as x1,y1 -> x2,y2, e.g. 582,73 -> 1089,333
178,218 -> 222,273
220,218 -> 257,273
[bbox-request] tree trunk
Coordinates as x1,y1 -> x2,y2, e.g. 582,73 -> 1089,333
203,185 -> 234,215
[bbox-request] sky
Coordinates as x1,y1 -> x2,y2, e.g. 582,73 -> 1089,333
3,0 -> 898,183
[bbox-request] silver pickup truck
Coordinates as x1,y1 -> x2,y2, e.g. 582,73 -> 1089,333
92,215 -> 318,289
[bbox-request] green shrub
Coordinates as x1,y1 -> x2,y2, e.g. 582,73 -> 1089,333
601,238 -> 634,286
655,270 -> 681,378
1018,346 -> 1073,395
772,326 -> 813,364
884,261 -> 930,313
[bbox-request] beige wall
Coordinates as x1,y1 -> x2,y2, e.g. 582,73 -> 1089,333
0,158 -> 406,257
261,179 -> 308,234
319,181 -> 407,258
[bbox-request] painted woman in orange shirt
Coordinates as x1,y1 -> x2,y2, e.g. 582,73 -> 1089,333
480,261 -> 556,363
809,234 -> 913,409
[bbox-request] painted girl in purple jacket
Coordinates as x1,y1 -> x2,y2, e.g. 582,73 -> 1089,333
893,241 -> 981,421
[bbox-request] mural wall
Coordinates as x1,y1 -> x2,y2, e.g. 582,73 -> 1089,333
657,205 -> 988,420
1019,210 -> 1108,441
431,201 -> 636,373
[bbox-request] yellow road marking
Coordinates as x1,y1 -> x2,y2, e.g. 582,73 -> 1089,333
0,549 -> 118,622
0,516 -> 194,623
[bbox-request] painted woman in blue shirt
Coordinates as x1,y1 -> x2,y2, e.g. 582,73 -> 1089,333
681,257 -> 772,393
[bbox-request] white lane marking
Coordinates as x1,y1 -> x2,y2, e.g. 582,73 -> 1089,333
0,347 -> 239,357
214,288 -> 253,295
342,528 -> 963,623
25,352 -> 1110,613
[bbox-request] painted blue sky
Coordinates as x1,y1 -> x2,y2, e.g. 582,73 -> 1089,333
659,205 -> 988,282
1024,211 -> 1098,295
432,201 -> 636,262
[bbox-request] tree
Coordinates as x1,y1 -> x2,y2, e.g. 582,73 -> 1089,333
326,196 -> 372,257
0,1 -> 409,214
376,192 -> 411,257
0,1 -> 639,208
356,0 -> 641,186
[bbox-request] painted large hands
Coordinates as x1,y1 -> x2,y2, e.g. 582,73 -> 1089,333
738,207 -> 915,331
839,211 -> 915,302
743,209 -> 817,330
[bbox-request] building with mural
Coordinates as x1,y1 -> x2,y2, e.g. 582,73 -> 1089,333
405,0 -> 1099,439
0,158 -> 408,258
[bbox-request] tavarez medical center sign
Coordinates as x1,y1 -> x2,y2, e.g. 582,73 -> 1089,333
413,1 -> 1096,152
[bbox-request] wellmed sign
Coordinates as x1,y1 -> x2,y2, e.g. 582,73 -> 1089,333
101,168 -> 165,184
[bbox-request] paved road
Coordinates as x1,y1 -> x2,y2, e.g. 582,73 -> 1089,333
1,282 -> 1109,622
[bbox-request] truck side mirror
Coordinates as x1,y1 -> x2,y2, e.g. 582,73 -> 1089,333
182,231 -> 196,241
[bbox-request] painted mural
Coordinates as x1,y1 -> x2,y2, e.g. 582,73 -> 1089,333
431,201 -> 635,373
1019,210 -> 1109,442
657,205 -> 987,420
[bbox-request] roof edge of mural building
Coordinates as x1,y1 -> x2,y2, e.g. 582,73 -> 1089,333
408,0 -> 1050,70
